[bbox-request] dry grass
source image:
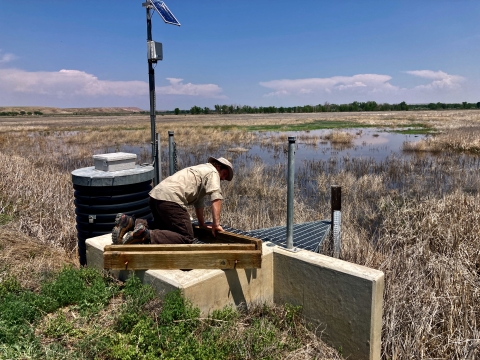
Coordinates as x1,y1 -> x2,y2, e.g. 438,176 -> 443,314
230,304 -> 344,360
323,131 -> 354,144
403,126 -> 480,154
1,109 -> 479,133
374,192 -> 480,358
227,147 -> 250,153
0,152 -> 77,250
0,230 -> 76,291
1,110 -> 480,358
0,106 -> 143,115
301,153 -> 480,359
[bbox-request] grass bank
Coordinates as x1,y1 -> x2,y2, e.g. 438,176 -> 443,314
0,256 -> 340,359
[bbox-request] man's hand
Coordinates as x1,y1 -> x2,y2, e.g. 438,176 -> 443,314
210,224 -> 224,237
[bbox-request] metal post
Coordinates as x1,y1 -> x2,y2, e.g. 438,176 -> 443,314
168,131 -> 175,176
331,185 -> 342,258
156,132 -> 161,182
145,4 -> 158,186
286,136 -> 296,249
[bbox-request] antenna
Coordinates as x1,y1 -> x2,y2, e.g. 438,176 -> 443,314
142,0 -> 181,186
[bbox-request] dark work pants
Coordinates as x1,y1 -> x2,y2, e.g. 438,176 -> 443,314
135,197 -> 194,244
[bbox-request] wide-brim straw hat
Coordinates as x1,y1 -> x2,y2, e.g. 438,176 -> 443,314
208,156 -> 234,181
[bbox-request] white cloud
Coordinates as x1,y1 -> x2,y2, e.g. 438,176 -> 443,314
157,78 -> 226,98
406,70 -> 464,90
0,50 -> 17,64
0,68 -> 225,99
0,68 -> 147,97
260,74 -> 398,97
260,70 -> 468,103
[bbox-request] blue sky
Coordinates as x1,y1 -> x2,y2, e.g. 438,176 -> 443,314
1,0 -> 479,110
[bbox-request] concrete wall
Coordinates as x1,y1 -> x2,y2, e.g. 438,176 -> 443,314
86,234 -> 274,314
86,235 -> 383,360
273,248 -> 384,360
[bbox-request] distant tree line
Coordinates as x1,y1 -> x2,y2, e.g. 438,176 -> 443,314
0,111 -> 43,116
4,102 -> 479,117
159,101 -> 480,115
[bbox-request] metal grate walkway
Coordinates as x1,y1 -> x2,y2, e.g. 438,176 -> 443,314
222,220 -> 331,253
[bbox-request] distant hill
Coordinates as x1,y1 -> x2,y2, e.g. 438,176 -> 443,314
0,106 -> 145,115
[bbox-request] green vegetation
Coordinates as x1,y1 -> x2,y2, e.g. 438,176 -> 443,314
0,214 -> 13,226
207,120 -> 432,133
393,128 -> 436,135
247,120 -> 371,131
209,120 -> 372,132
0,266 -> 323,359
0,111 -> 43,116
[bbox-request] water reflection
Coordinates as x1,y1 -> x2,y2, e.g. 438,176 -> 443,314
88,128 -> 480,207
94,128 -> 428,172
228,129 -> 426,170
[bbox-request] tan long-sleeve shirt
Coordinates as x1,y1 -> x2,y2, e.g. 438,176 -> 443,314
149,163 -> 223,209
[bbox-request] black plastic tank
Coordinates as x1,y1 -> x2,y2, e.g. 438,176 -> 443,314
71,153 -> 154,265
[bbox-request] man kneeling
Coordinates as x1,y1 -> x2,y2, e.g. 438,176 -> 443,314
111,156 -> 234,245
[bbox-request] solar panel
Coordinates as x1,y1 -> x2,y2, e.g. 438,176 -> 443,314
150,0 -> 181,26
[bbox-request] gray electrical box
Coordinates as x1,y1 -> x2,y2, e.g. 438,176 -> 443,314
93,152 -> 137,172
147,40 -> 163,62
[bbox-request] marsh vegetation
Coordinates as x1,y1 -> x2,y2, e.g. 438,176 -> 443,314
0,110 -> 479,358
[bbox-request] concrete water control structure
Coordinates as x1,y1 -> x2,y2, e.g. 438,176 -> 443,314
81,143 -> 379,357
86,234 -> 384,360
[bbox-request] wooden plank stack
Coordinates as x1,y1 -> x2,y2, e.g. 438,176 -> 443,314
103,226 -> 262,270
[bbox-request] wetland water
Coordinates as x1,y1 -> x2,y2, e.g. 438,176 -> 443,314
229,128 -> 425,169
96,128 -> 452,206
97,128 -> 427,171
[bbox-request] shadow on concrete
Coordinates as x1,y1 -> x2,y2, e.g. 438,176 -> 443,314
244,268 -> 257,284
224,270 -> 247,309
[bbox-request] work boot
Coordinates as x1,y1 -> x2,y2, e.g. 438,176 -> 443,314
111,213 -> 135,244
122,224 -> 150,245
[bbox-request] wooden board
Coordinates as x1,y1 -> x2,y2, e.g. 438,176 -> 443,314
104,250 -> 262,270
193,227 -> 262,250
103,227 -> 263,270
104,243 -> 256,252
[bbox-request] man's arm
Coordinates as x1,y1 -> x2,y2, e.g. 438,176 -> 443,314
195,207 -> 205,227
211,199 -> 224,236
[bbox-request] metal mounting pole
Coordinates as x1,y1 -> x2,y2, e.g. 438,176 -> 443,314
286,136 -> 296,249
331,185 -> 342,258
156,132 -> 162,182
145,3 -> 159,186
168,131 -> 175,176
